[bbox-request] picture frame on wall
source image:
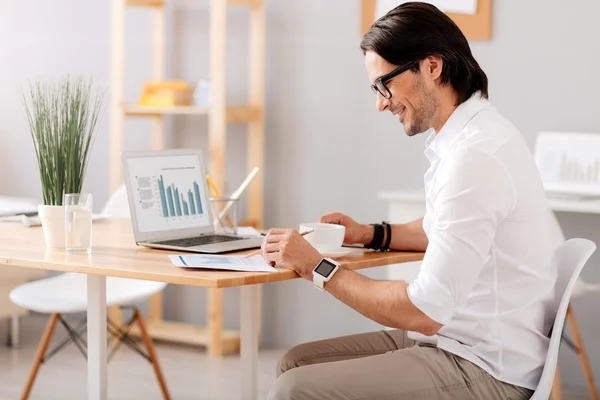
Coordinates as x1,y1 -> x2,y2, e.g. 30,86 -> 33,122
360,0 -> 492,40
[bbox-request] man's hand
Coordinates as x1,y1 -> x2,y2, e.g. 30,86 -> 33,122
262,229 -> 323,280
319,212 -> 373,245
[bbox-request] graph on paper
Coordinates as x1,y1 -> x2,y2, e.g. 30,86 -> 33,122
534,132 -> 600,196
126,155 -> 211,233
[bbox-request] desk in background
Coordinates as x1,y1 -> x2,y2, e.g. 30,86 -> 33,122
0,219 -> 423,400
545,197 -> 600,214
377,190 -> 600,282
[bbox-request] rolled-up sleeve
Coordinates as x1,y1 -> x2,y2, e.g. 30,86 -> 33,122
407,148 -> 516,325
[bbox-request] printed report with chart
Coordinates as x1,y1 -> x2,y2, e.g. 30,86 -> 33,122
169,254 -> 276,272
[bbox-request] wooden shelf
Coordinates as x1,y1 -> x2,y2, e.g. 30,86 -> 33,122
227,0 -> 262,9
124,104 -> 209,115
123,104 -> 261,123
128,320 -> 241,355
126,0 -> 165,8
111,0 -> 265,356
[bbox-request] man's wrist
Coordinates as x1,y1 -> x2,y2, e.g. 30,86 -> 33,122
305,254 -> 323,280
323,265 -> 345,290
360,224 -> 375,245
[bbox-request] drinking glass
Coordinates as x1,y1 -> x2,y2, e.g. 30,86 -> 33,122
65,193 -> 93,255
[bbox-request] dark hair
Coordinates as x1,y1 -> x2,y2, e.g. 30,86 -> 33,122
360,2 -> 488,104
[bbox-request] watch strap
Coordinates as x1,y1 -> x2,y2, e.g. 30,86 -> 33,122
313,273 -> 326,291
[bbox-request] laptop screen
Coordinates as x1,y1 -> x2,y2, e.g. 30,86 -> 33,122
125,154 -> 212,233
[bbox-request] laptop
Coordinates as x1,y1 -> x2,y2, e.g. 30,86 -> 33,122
122,149 -> 263,254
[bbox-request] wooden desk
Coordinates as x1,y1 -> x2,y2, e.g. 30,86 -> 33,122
0,219 -> 424,400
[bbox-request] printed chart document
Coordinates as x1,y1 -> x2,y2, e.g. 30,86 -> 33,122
169,254 -> 277,272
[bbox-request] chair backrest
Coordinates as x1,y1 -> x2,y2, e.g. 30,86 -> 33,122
531,238 -> 596,399
101,184 -> 130,218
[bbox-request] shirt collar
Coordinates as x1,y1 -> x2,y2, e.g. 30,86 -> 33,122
424,93 -> 491,161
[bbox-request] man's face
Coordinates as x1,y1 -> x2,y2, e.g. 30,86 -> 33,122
365,51 -> 437,136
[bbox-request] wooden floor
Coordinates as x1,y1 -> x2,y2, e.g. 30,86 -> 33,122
0,315 -> 592,399
0,314 -> 283,400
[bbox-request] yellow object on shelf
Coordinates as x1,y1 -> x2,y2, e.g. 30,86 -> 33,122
138,80 -> 195,107
143,80 -> 189,91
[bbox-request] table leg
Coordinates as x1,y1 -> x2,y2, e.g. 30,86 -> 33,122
240,284 -> 258,400
87,275 -> 107,400
10,314 -> 20,348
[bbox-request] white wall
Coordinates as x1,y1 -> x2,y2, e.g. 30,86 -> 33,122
1,0 -> 600,391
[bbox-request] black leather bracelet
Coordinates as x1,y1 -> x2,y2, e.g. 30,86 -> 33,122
382,221 -> 392,251
368,223 -> 384,250
375,224 -> 384,250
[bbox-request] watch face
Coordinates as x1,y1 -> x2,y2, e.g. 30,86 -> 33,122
314,259 -> 336,278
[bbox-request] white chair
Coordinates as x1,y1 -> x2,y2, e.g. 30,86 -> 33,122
549,211 -> 600,300
100,184 -> 131,218
9,186 -> 170,400
547,211 -> 599,400
531,238 -> 596,400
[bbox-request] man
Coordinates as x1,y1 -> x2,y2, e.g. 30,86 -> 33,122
265,2 -> 556,399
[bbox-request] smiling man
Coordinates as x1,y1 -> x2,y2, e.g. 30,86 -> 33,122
266,2 -> 556,399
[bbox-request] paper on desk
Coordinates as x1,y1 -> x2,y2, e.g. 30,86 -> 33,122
169,254 -> 277,273
237,226 -> 261,236
0,213 -> 107,227
0,197 -> 38,217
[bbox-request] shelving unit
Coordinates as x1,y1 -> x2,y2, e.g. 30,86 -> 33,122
109,0 -> 265,356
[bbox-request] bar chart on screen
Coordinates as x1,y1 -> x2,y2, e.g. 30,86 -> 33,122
157,175 -> 204,218
534,132 -> 600,196
127,154 -> 211,233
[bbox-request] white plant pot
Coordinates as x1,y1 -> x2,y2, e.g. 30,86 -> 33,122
38,204 -> 65,249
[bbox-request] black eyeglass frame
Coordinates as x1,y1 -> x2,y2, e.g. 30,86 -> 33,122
371,61 -> 419,99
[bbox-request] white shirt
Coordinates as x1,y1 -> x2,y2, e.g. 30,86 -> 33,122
406,93 -> 557,390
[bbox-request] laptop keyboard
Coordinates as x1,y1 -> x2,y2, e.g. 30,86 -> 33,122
153,235 -> 245,248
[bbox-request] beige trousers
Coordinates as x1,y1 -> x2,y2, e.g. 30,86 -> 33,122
268,330 -> 533,400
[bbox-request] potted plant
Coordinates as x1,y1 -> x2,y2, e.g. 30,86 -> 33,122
24,76 -> 104,248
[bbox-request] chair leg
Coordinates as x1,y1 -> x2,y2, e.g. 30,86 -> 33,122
134,309 -> 171,400
567,305 -> 599,400
108,305 -> 123,346
552,365 -> 562,400
21,313 -> 60,400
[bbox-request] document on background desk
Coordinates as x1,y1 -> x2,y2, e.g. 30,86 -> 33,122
169,254 -> 277,272
0,213 -> 106,227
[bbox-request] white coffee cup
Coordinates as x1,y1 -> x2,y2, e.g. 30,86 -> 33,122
299,223 -> 345,253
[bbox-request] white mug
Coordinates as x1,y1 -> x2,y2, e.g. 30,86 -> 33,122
299,223 -> 345,253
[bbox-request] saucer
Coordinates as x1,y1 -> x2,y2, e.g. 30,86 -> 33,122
318,247 -> 353,258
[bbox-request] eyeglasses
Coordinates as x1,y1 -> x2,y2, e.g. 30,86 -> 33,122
371,61 -> 419,99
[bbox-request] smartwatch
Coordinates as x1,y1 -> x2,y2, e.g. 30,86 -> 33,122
312,258 -> 341,291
